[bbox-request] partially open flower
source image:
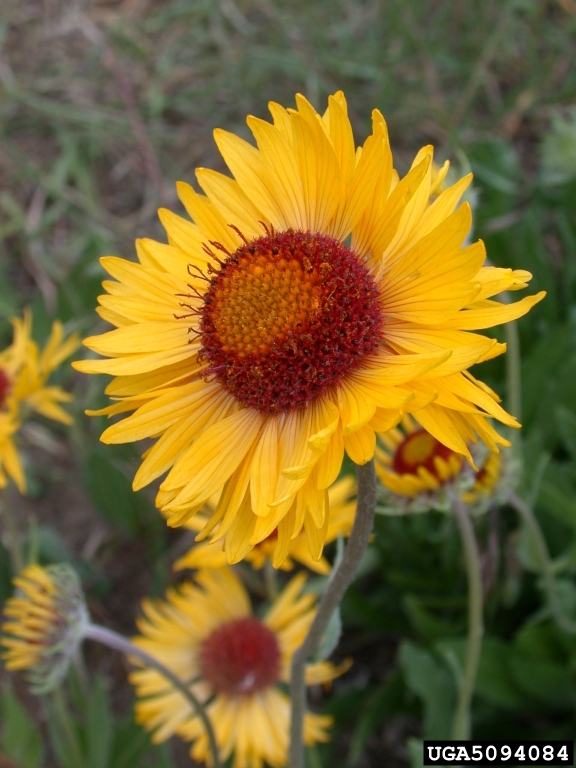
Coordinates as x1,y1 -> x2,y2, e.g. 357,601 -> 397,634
376,415 -> 518,515
0,311 -> 79,492
1,564 -> 89,693
175,475 -> 356,574
130,568 -> 348,768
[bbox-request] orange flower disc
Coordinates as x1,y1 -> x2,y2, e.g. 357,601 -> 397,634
200,229 -> 383,412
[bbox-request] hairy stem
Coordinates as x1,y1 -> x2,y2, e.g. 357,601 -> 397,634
264,559 -> 280,601
509,492 -> 576,635
289,460 -> 377,768
451,495 -> 484,740
84,624 -> 222,768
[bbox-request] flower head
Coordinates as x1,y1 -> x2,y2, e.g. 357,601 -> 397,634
175,475 -> 356,574
130,568 -> 345,768
0,311 -> 79,492
74,91 -> 544,563
376,415 -> 518,514
1,563 -> 89,693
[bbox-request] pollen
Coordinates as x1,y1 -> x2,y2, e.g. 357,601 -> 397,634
199,616 -> 281,696
393,429 -> 462,483
199,229 -> 384,412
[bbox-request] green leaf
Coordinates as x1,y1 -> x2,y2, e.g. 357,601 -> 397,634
509,652 -> 576,709
538,474 -> 576,532
521,325 -> 576,430
475,637 -> 525,710
515,621 -> 574,663
34,526 -> 74,565
86,677 -> 113,768
109,720 -> 151,768
555,405 -> 576,459
400,641 -> 456,739
45,688 -> 85,768
0,682 -> 43,768
403,593 -> 465,640
346,671 -> 405,765
313,606 -> 342,663
516,517 -> 542,572
407,737 -> 425,768
83,449 -> 157,537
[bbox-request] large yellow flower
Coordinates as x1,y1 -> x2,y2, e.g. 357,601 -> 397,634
0,311 -> 78,491
175,475 -> 356,574
130,568 -> 342,768
74,91 -> 544,563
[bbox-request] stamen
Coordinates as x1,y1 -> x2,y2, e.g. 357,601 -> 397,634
228,224 -> 250,244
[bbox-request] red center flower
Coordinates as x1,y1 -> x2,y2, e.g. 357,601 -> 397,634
392,428 -> 461,482
199,229 -> 383,413
199,616 -> 281,695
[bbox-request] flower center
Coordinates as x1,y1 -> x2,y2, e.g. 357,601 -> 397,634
0,369 -> 10,409
393,429 -> 461,482
198,230 -> 383,413
199,616 -> 281,695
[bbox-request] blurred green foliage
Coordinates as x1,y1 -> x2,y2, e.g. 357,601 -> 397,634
1,0 -> 576,766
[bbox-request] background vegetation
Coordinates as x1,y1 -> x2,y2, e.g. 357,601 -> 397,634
1,0 -> 576,766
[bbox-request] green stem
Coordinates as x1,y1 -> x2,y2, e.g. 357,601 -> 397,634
509,492 -> 576,635
289,460 -> 377,768
0,488 -> 24,573
451,495 -> 484,740
264,559 -> 279,601
84,624 -> 222,768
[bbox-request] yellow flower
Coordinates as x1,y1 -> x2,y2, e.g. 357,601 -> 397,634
1,563 -> 88,693
74,91 -> 544,563
130,568 -> 345,768
0,311 -> 79,492
175,475 -> 356,574
375,415 -> 514,514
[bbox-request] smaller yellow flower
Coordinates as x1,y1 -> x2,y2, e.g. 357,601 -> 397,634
131,568 -> 348,768
375,415 -> 513,514
1,563 -> 88,693
175,476 -> 356,574
0,311 -> 79,492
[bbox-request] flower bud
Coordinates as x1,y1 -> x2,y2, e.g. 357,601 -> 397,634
1,563 -> 89,693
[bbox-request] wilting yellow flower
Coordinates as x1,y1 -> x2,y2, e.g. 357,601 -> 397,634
376,415 -> 515,514
0,311 -> 79,492
175,475 -> 356,573
131,568 -> 345,768
74,91 -> 543,563
1,563 -> 88,693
